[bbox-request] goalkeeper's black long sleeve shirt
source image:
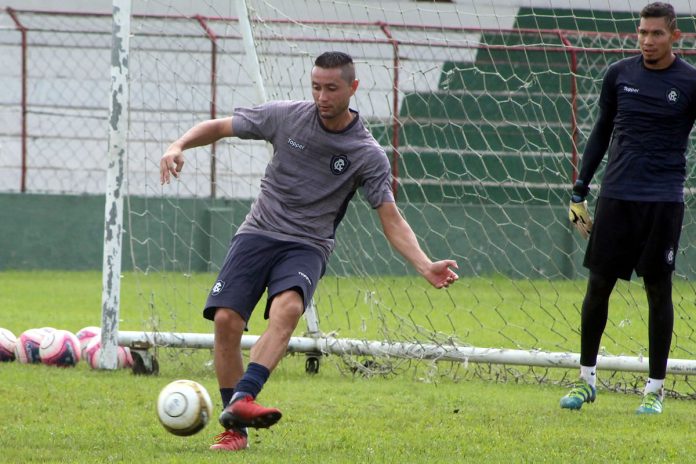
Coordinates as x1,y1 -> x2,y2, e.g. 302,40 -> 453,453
578,54 -> 696,203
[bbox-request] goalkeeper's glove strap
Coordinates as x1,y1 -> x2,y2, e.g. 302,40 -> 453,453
572,179 -> 589,201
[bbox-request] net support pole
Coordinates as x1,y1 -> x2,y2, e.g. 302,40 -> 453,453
118,331 -> 696,376
100,0 -> 132,370
235,0 -> 267,104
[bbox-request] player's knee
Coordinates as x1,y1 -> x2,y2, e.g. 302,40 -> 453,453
587,271 -> 617,297
269,291 -> 304,323
644,273 -> 673,306
213,307 -> 245,333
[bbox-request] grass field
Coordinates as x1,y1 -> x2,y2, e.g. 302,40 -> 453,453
2,271 -> 696,463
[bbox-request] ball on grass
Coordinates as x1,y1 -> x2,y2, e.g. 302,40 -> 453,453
0,328 -> 17,362
14,328 -> 46,364
39,329 -> 81,367
157,379 -> 213,436
84,337 -> 133,369
76,326 -> 101,358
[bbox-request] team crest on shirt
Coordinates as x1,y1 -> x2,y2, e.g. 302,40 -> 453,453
330,154 -> 351,175
666,88 -> 679,104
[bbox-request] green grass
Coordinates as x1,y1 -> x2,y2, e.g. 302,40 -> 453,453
2,359 -> 696,463
2,271 -> 696,463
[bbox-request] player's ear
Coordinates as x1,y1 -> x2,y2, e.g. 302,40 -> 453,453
672,28 -> 681,42
351,79 -> 359,94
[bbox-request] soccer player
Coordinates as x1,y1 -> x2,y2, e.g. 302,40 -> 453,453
160,51 -> 459,450
564,2 -> 696,414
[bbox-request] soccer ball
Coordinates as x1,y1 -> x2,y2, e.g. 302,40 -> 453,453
76,326 -> 101,357
157,379 -> 213,436
39,329 -> 81,367
76,326 -> 100,344
0,328 -> 17,362
14,328 -> 46,364
83,337 -> 133,369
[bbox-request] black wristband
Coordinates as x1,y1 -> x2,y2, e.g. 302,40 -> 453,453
572,180 -> 589,200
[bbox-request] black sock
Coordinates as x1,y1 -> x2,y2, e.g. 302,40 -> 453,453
220,387 -> 235,409
233,362 -> 271,399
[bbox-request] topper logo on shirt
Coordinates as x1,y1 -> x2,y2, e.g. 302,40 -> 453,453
287,138 -> 306,150
623,85 -> 639,94
330,154 -> 350,175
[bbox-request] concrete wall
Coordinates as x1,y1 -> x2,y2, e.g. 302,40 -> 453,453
0,191 -> 592,279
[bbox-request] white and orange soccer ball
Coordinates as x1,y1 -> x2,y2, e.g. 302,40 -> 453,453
0,328 -> 17,362
84,337 -> 133,369
157,379 -> 213,436
14,328 -> 46,364
39,329 -> 81,367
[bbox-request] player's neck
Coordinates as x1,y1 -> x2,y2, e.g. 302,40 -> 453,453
643,52 -> 676,70
320,110 -> 355,132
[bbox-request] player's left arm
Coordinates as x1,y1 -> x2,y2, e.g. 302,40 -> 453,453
376,201 -> 458,289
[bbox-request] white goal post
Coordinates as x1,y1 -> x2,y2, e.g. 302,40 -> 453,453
100,0 -> 132,370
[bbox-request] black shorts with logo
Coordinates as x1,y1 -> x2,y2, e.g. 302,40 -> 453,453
203,233 -> 326,323
583,197 -> 684,280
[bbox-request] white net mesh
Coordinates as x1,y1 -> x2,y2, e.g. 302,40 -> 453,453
2,1 -> 696,394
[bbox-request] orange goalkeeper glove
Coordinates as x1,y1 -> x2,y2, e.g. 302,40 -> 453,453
568,180 -> 592,239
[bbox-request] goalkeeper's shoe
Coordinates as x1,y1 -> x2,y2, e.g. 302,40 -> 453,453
560,379 -> 596,410
636,392 -> 663,415
568,199 -> 593,239
219,395 -> 282,429
210,429 -> 249,451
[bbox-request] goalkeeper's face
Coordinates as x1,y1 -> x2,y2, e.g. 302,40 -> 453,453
311,66 -> 359,124
637,16 -> 680,69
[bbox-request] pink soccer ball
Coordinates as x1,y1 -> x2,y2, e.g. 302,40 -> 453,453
84,337 -> 132,369
0,328 -> 17,362
39,329 -> 81,367
76,326 -> 101,357
15,328 -> 46,364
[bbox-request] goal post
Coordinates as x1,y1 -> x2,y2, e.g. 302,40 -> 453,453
100,0 -> 132,370
115,1 -> 696,388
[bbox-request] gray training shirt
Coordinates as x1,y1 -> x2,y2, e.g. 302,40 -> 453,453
232,100 -> 395,260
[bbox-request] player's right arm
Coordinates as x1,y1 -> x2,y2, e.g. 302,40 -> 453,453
568,106 -> 615,239
568,64 -> 618,238
160,117 -> 234,184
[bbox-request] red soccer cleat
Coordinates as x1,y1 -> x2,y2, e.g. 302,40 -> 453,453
219,395 -> 282,429
209,429 -> 249,451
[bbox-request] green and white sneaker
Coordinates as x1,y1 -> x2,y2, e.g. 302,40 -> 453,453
560,379 -> 596,410
636,392 -> 663,415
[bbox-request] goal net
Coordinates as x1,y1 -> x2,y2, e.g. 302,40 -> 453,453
4,1 -> 696,394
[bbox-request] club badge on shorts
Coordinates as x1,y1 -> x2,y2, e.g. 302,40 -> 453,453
665,247 -> 675,265
330,154 -> 350,175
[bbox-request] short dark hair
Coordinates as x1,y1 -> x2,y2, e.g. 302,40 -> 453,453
640,2 -> 677,31
314,51 -> 355,83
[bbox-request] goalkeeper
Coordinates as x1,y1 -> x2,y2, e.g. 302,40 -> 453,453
160,51 -> 459,452
562,2 -> 696,415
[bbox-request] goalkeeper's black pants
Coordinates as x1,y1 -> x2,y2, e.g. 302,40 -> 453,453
579,271 -> 674,379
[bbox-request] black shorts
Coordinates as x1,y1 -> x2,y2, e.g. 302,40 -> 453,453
203,233 -> 326,323
583,197 -> 684,280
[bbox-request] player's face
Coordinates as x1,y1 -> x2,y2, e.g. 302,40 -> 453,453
311,66 -> 358,128
638,16 -> 680,69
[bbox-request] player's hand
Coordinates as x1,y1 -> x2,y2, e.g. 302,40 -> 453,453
160,146 -> 185,184
425,260 -> 459,289
568,199 -> 592,239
